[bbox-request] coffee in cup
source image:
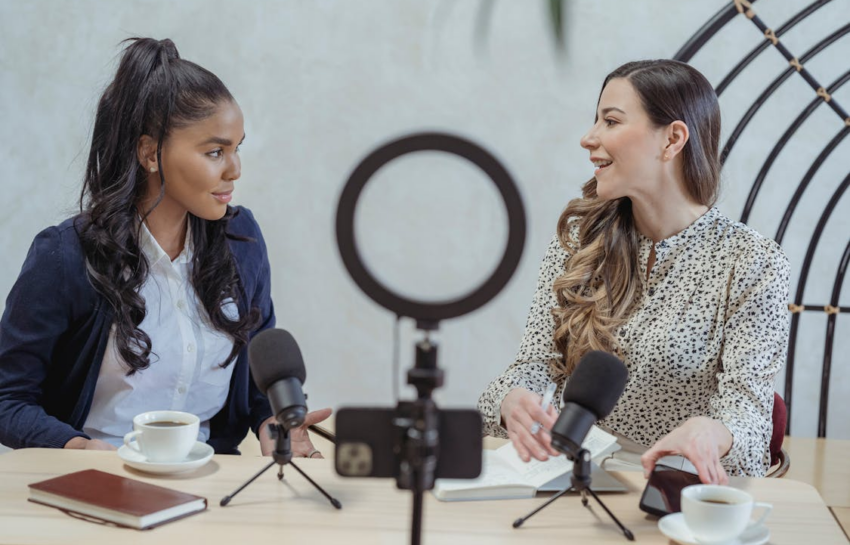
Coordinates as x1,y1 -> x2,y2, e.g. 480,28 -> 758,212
681,484 -> 772,544
123,410 -> 200,463
147,420 -> 190,428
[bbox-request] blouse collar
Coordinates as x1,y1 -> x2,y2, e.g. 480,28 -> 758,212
638,206 -> 721,254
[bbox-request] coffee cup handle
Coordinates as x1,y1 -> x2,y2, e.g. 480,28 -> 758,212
123,430 -> 143,453
752,502 -> 772,526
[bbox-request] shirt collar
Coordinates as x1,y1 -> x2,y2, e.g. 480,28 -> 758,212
639,206 -> 721,253
138,218 -> 194,266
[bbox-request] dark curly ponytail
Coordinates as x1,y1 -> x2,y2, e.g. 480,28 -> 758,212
79,37 -> 258,374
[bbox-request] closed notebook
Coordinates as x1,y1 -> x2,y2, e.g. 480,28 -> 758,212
28,469 -> 207,530
432,426 -> 624,501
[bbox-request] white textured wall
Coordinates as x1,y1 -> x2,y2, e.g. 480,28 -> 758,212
1,0 -> 848,440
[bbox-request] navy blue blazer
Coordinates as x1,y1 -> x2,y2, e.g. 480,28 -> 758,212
0,206 -> 274,453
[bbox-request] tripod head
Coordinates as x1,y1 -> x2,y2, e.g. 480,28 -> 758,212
396,336 -> 442,493
267,423 -> 293,467
570,448 -> 593,491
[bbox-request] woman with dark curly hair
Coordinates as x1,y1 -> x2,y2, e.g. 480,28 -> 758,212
0,38 -> 329,457
479,60 -> 790,483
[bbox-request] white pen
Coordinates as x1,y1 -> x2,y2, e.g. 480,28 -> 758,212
530,382 -> 557,435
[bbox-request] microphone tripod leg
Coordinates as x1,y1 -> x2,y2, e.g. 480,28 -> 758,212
512,486 -> 574,528
288,460 -> 343,509
583,487 -> 635,541
220,459 -> 277,507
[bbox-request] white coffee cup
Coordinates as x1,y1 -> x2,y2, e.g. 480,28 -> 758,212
681,484 -> 772,544
123,410 -> 200,463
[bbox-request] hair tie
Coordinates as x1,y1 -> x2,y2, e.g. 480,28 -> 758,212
158,38 -> 180,61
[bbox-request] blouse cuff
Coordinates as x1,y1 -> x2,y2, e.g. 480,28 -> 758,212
478,362 -> 551,439
713,414 -> 763,477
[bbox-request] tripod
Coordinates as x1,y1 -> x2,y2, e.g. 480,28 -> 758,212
398,336 -> 443,545
220,423 -> 342,509
512,448 -> 634,541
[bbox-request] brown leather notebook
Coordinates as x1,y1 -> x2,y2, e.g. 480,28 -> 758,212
28,469 -> 207,530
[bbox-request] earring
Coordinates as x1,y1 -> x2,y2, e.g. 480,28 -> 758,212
662,153 -> 668,161
150,167 -> 157,173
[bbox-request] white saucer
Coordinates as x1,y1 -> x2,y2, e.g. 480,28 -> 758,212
658,513 -> 769,545
118,441 -> 214,474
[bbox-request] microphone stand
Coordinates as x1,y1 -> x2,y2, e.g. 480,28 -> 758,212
220,423 -> 342,509
512,448 -> 634,541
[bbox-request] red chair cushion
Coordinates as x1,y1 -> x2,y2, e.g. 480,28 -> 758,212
770,392 -> 787,466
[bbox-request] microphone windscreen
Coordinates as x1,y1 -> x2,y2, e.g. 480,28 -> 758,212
562,350 -> 628,419
248,328 -> 307,394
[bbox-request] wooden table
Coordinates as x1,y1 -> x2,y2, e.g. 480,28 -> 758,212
783,436 -> 850,509
0,449 -> 846,544
782,436 -> 850,540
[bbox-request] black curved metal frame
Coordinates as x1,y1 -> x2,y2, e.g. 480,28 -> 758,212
674,0 -> 849,436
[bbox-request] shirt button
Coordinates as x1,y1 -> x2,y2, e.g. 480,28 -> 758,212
178,386 -> 187,394
187,343 -> 194,353
176,300 -> 186,309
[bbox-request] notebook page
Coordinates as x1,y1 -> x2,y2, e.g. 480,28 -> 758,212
496,425 -> 620,489
434,450 -> 528,492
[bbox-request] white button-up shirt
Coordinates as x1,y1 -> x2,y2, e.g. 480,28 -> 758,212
84,221 -> 237,447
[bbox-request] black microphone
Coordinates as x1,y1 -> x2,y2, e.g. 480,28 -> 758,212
248,328 -> 307,430
549,350 -> 628,460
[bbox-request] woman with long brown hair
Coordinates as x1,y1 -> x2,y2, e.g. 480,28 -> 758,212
478,60 -> 790,483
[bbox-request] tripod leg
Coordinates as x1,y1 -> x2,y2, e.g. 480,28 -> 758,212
288,460 -> 342,509
512,486 -> 574,528
220,459 -> 277,507
584,487 -> 635,541
581,489 -> 589,507
278,465 -> 284,480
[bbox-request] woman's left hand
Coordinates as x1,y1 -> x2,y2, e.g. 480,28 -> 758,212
259,408 -> 333,458
641,416 -> 733,485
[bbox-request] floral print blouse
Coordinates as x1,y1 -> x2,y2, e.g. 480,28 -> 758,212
478,207 -> 791,476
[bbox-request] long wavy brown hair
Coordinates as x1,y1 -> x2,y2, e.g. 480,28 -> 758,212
551,60 -> 721,377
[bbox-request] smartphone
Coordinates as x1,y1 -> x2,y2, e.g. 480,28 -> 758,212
638,463 -> 702,517
334,404 -> 482,483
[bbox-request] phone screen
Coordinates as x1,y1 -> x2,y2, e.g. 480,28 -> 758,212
638,464 -> 702,517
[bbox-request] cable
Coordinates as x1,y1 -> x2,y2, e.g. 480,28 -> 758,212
393,314 -> 401,401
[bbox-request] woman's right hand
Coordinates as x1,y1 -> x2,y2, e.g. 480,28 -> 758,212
500,387 -> 560,462
63,437 -> 117,450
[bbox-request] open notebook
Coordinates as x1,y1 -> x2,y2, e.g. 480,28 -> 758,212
433,426 -> 626,501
